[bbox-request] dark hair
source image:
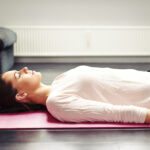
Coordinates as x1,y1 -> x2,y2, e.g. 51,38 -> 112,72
0,74 -> 47,113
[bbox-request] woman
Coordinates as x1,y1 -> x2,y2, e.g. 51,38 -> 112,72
0,65 -> 150,123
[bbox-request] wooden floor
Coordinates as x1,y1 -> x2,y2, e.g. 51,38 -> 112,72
1,62 -> 150,150
1,128 -> 150,150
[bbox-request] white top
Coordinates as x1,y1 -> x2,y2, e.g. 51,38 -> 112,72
46,65 -> 150,123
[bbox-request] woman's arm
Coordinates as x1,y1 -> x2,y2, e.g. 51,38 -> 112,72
47,95 -> 148,123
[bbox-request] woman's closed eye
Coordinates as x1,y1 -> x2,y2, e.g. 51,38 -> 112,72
15,71 -> 21,79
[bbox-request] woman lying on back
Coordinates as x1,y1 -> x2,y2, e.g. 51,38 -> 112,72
1,65 -> 150,123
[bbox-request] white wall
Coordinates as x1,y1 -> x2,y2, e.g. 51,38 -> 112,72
1,0 -> 150,61
0,0 -> 150,26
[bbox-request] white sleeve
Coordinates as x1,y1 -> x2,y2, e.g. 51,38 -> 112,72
48,95 -> 148,123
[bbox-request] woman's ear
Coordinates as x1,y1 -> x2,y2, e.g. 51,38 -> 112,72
15,90 -> 28,102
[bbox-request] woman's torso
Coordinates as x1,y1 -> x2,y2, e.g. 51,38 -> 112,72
49,65 -> 150,109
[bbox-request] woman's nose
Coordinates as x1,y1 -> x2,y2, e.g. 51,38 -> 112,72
24,67 -> 28,71
21,67 -> 28,73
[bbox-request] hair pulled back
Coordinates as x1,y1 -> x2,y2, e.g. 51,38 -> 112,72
0,74 -> 46,113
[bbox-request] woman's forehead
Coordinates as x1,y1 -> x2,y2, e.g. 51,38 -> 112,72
2,70 -> 16,83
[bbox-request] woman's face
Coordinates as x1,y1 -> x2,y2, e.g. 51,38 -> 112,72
2,67 -> 41,93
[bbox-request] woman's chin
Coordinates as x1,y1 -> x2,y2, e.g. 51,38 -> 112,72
32,71 -> 42,80
33,71 -> 41,75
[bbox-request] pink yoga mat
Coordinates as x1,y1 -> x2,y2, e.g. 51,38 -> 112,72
0,110 -> 150,129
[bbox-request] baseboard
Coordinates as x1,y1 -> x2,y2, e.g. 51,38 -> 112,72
15,56 -> 150,63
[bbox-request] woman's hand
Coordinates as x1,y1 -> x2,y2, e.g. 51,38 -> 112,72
144,109 -> 150,123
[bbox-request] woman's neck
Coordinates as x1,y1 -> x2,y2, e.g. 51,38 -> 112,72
29,83 -> 52,106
